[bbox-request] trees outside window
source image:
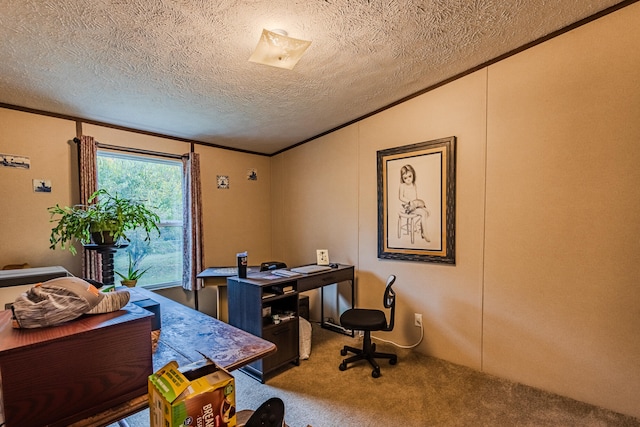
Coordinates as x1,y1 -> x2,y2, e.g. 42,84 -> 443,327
97,151 -> 183,287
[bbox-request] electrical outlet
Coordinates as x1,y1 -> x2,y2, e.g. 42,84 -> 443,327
414,313 -> 423,327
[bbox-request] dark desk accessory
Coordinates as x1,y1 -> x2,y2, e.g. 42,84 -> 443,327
237,251 -> 248,278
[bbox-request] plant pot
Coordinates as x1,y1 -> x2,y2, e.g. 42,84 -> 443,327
91,231 -> 116,246
120,279 -> 137,288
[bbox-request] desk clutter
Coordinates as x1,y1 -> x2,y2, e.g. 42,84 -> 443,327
262,283 -> 296,298
262,286 -> 298,327
271,269 -> 301,278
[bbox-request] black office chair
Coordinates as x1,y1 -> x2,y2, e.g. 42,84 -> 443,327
260,261 -> 287,271
339,275 -> 397,378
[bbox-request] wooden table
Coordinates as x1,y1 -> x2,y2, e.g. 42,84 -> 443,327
69,286 -> 276,427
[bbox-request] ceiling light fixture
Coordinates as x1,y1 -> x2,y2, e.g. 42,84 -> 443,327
248,29 -> 311,70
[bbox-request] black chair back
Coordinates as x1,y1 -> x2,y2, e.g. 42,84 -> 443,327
338,274 -> 399,377
245,397 -> 285,427
383,275 -> 396,331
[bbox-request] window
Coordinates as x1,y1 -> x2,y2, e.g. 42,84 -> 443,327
97,151 -> 183,287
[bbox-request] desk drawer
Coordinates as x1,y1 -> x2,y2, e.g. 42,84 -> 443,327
297,267 -> 354,292
262,321 -> 299,371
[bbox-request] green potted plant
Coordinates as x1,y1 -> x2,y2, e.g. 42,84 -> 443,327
115,252 -> 150,287
48,189 -> 161,255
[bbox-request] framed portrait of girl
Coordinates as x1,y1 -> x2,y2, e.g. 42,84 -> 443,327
377,136 -> 456,264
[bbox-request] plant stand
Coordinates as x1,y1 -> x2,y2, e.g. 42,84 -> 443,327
83,243 -> 128,287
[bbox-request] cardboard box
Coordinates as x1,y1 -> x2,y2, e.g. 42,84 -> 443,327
149,359 -> 236,427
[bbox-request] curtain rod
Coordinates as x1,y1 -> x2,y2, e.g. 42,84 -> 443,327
73,137 -> 185,160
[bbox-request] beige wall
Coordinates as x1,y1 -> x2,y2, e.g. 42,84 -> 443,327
483,5 -> 640,416
1,2 -> 639,419
0,110 -> 81,274
197,145 -> 272,267
272,3 -> 640,418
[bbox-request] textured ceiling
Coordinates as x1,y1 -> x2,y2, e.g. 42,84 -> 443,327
0,0 -> 627,154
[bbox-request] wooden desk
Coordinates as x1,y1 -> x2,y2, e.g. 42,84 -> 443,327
197,266 -> 260,322
227,264 -> 354,382
69,286 -> 276,427
295,264 -> 355,333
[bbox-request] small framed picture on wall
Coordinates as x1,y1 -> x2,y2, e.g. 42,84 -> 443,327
217,175 -> 229,189
33,179 -> 52,193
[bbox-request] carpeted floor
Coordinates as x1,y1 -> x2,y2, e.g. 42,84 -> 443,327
119,323 -> 640,427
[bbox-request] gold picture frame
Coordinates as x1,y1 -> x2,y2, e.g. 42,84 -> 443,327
377,137 -> 456,264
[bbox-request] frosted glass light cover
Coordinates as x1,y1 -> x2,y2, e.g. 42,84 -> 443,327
249,29 -> 311,70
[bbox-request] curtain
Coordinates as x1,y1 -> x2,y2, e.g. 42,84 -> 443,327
78,135 -> 101,281
182,152 -> 204,292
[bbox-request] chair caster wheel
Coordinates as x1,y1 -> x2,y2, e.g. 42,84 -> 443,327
390,357 -> 397,365
340,348 -> 347,356
372,369 -> 380,378
339,362 -> 347,371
